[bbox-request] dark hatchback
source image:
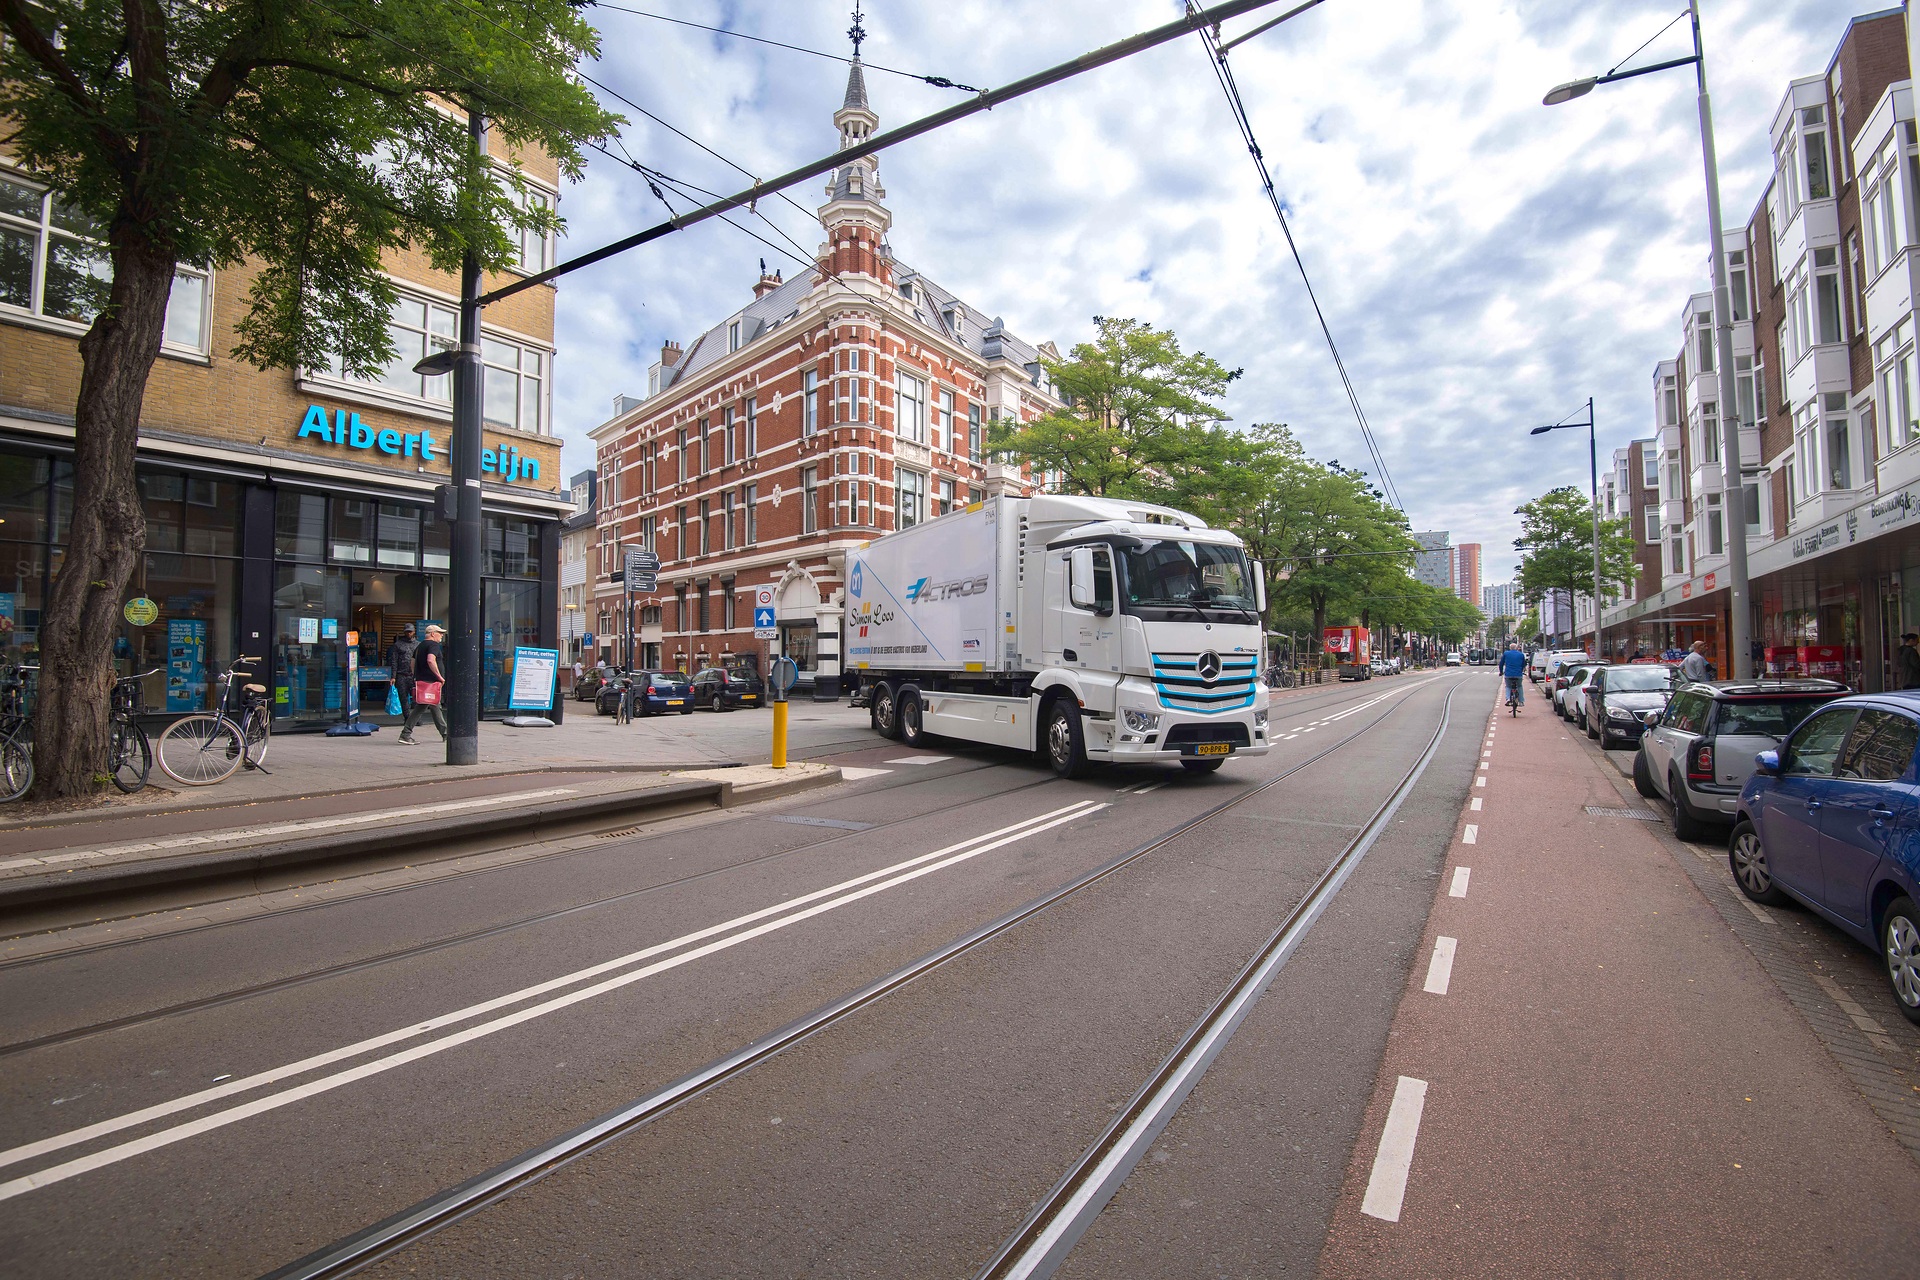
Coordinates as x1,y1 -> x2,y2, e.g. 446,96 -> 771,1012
1581,663 -> 1677,749
595,670 -> 694,717
691,665 -> 764,711
1733,692 -> 1920,1024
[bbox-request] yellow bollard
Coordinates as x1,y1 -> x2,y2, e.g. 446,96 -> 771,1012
772,699 -> 788,769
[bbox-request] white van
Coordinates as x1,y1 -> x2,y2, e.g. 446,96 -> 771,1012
1529,648 -> 1589,683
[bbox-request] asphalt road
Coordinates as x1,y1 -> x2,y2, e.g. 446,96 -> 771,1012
0,669 -> 1765,1278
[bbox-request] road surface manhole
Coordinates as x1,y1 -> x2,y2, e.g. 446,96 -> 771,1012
1584,805 -> 1663,821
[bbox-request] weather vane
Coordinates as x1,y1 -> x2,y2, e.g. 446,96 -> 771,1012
849,1 -> 866,58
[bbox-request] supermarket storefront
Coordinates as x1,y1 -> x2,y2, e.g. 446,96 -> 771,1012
0,417 -> 563,728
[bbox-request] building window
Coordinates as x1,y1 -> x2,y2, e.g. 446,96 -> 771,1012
1864,129 -> 1911,279
1795,405 -> 1820,499
1754,349 -> 1767,420
0,170 -> 210,352
1665,450 -> 1681,498
897,468 -> 925,529
1734,358 -> 1754,428
729,320 -> 742,351
324,293 -> 456,401
1704,492 -> 1724,556
802,466 -> 818,534
677,503 -> 689,560
508,185 -> 553,274
969,403 -> 983,463
1786,260 -> 1810,365
1846,232 -> 1864,336
1661,376 -> 1677,427
1642,448 -> 1658,489
700,418 -> 711,476
1813,246 -> 1843,345
897,371 -> 927,443
723,491 -> 736,551
698,581 -> 710,632
1878,319 -> 1919,453
722,408 -> 736,466
1824,392 -> 1852,490
744,483 -> 757,543
746,396 -> 759,456
1669,525 -> 1685,575
698,498 -> 710,556
482,336 -> 547,434
803,370 -> 819,437
1699,402 -> 1719,465
676,429 -> 687,482
723,583 -> 735,631
1800,104 -> 1832,202
1644,506 -> 1660,542
1728,248 -> 1749,322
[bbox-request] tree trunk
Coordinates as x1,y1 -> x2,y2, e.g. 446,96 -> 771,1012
32,242 -> 169,798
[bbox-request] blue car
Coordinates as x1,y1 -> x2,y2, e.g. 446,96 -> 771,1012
1733,692 -> 1920,1024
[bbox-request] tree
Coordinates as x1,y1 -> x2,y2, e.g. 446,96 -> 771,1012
0,0 -> 619,794
1513,487 -> 1639,643
1488,614 -> 1517,644
989,316 -> 1241,497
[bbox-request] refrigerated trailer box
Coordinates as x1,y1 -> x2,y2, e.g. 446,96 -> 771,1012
845,495 -> 1271,776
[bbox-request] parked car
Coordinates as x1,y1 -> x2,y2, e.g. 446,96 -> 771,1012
1531,648 -> 1589,684
1582,663 -> 1678,749
575,665 -> 615,702
690,665 -> 765,711
1635,678 -> 1848,840
596,669 -> 693,717
1732,692 -> 1920,1024
1551,662 -> 1603,718
1560,665 -> 1606,726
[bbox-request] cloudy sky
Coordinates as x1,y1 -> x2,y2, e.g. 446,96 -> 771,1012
550,0 -> 1866,586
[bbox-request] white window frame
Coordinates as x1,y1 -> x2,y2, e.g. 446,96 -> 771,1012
803,370 -> 819,437
481,333 -> 548,435
897,467 -> 926,529
802,465 -> 818,535
896,370 -> 926,443
1877,318 -> 1918,454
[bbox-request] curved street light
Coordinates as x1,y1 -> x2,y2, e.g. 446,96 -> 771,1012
1529,400 -> 1605,653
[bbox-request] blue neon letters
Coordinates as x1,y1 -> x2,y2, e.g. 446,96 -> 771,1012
297,405 -> 542,483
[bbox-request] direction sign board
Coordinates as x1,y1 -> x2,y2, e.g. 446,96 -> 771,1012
753,604 -> 777,639
624,548 -> 660,593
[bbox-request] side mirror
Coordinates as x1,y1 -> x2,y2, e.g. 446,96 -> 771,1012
1250,560 -> 1267,615
1068,547 -> 1097,611
1754,749 -> 1781,776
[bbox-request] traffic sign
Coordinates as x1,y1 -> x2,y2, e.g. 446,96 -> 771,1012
624,548 -> 659,593
754,585 -> 775,609
753,604 -> 777,639
769,656 -> 799,695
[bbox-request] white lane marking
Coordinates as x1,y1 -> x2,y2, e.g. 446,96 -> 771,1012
0,800 -> 1103,1183
1474,776 -> 1486,788
1448,867 -> 1470,898
0,789 -> 580,871
1461,825 -> 1477,845
1134,782 -> 1167,795
1361,1076 -> 1429,1222
1469,797 -> 1483,811
883,755 -> 953,765
837,766 -> 892,781
0,800 -> 1107,1202
1476,761 -> 1488,771
1423,937 -> 1457,994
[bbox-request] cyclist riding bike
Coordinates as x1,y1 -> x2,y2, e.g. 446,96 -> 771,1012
1498,642 -> 1528,710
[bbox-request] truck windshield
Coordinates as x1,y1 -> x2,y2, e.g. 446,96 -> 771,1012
1119,540 -> 1257,618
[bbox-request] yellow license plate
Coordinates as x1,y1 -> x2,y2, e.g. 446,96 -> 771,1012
1196,743 -> 1231,756
743,694 -> 757,700
667,699 -> 683,705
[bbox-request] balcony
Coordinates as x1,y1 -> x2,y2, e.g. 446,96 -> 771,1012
1864,246 -> 1920,347
1775,196 -> 1840,284
1879,437 -> 1920,494
1785,342 -> 1853,410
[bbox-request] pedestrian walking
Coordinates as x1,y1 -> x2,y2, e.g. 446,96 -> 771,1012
572,658 -> 584,692
387,624 -> 417,714
1680,641 -> 1713,684
399,623 -> 448,744
1897,633 -> 1920,690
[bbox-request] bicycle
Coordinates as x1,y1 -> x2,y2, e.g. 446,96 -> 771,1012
156,656 -> 272,786
0,664 -> 33,802
107,668 -> 159,793
1504,675 -> 1523,717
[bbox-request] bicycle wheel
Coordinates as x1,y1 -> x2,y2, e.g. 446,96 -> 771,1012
242,704 -> 271,769
0,737 -> 31,802
109,722 -> 152,794
156,715 -> 245,786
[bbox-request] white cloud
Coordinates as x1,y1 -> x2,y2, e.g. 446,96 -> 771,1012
550,0 -> 1866,585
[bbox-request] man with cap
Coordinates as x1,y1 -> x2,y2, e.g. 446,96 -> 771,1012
1898,632 -> 1920,690
399,622 -> 448,744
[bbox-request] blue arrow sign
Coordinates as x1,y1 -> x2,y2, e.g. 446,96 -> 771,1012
754,606 -> 776,629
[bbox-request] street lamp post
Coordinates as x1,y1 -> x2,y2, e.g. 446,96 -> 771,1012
1531,399 -> 1605,656
1544,0 -> 1752,679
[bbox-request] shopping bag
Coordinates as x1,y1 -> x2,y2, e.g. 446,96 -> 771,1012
386,683 -> 403,716
414,681 -> 444,706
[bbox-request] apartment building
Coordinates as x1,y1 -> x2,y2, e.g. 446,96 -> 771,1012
1453,541 -> 1482,605
1596,7 -> 1920,689
1413,531 -> 1454,591
587,59 -> 1053,696
0,129 -> 568,726
558,468 -> 596,673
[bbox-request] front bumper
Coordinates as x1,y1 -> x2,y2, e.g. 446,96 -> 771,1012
1107,685 -> 1271,760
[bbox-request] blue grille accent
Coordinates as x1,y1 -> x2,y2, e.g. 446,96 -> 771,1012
1150,652 -> 1257,714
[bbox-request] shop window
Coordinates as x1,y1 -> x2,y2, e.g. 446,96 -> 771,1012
123,552 -> 238,712
0,542 -> 45,660
272,563 -> 352,724
330,499 -> 374,563
482,336 -> 547,435
377,503 -> 421,568
481,578 -> 542,711
484,515 -> 540,578
0,453 -> 50,545
421,512 -> 450,571
275,491 -> 327,561
0,170 -> 208,352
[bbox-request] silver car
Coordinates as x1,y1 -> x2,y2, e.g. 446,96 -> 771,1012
1635,679 -> 1848,840
1555,663 -> 1604,723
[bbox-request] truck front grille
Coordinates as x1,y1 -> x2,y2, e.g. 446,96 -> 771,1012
1150,652 -> 1257,714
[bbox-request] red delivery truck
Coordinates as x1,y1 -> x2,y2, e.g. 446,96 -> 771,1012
1323,625 -> 1372,680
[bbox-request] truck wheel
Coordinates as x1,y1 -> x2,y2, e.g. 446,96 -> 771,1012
898,687 -> 929,747
1042,698 -> 1087,779
1181,758 -> 1225,774
871,682 -> 902,740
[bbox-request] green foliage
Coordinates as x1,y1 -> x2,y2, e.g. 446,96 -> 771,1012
0,0 -> 622,375
1513,487 -> 1639,614
988,316 -> 1242,498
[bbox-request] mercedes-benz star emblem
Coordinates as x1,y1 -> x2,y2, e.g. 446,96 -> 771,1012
1197,650 -> 1223,683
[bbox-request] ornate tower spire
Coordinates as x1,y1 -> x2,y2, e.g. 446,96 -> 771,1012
819,1 -> 890,283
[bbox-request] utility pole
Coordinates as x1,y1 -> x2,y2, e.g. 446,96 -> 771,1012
446,103 -> 486,766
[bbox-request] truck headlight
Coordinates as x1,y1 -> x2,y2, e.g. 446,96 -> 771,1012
1122,709 -> 1161,732
1253,709 -> 1268,727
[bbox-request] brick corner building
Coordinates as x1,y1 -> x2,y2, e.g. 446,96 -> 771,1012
589,56 -> 1060,696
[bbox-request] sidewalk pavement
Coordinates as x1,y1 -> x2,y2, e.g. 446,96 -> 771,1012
1318,692 -> 1920,1277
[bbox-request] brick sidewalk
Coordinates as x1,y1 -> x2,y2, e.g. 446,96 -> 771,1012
1318,694 -> 1920,1277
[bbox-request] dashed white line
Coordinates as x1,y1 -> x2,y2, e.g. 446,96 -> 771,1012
1423,936 -> 1458,994
837,767 -> 893,781
1461,825 -> 1477,845
1360,1076 -> 1430,1222
884,755 -> 953,765
1448,867 -> 1470,898
1469,797 -> 1483,811
1474,776 -> 1486,788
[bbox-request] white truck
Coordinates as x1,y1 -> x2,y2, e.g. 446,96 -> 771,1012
844,495 -> 1271,777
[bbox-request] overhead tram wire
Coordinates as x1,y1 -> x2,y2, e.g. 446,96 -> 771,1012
1186,6 -> 1405,512
478,0 -> 1319,309
440,0 -> 824,260
593,2 -> 986,94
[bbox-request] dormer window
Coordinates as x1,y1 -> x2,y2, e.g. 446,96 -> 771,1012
729,320 -> 742,352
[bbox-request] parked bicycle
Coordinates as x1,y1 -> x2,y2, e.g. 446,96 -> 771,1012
0,664 -> 33,802
0,664 -> 158,799
109,668 -> 159,793
156,656 -> 272,786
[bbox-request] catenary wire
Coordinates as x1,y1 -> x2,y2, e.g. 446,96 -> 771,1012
1188,7 -> 1405,511
593,2 -> 984,94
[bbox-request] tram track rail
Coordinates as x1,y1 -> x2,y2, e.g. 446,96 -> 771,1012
261,672 -> 1469,1280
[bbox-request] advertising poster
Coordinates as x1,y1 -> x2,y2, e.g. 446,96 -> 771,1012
167,618 -> 207,712
298,616 -> 319,644
508,646 -> 560,710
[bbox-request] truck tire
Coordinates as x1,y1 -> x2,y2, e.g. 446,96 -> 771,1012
898,687 -> 930,747
1042,697 -> 1087,779
1181,758 -> 1225,774
871,681 -> 902,740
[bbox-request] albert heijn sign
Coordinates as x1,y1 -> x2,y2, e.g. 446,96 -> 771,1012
296,405 -> 542,484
